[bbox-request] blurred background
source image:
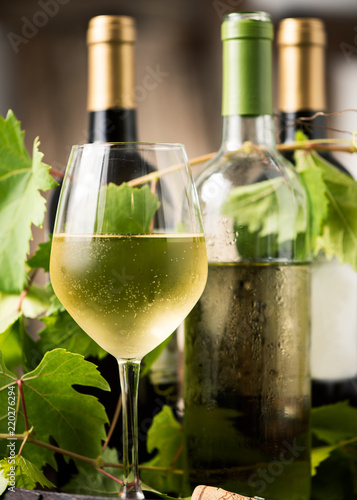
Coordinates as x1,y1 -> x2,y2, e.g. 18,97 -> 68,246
0,0 -> 356,191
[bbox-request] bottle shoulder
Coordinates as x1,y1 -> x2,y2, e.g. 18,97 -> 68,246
195,144 -> 311,264
195,145 -> 304,195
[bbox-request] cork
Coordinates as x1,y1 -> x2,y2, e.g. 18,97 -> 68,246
192,485 -> 264,500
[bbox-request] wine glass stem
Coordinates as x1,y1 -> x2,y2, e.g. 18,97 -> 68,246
118,359 -> 144,499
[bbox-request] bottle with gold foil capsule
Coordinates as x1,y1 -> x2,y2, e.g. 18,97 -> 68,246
87,15 -> 179,460
87,15 -> 137,143
183,12 -> 311,500
49,15 -> 137,226
50,16 -> 179,468
277,18 -> 357,407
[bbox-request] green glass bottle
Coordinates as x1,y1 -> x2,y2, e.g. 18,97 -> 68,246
183,12 -> 311,500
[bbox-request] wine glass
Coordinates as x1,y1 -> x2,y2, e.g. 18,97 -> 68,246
49,142 -> 208,499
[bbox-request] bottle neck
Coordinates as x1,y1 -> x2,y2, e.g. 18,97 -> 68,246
221,23 -> 274,151
279,110 -> 327,144
220,114 -> 276,152
87,16 -> 137,143
88,109 -> 138,143
278,19 -> 326,123
222,37 -> 273,118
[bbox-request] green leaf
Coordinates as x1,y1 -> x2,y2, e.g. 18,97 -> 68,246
141,334 -> 173,378
141,405 -> 183,493
294,149 -> 329,248
22,284 -> 52,319
295,130 -> 357,270
0,353 -> 19,462
221,167 -> 308,260
311,444 -> 339,476
0,292 -> 21,333
27,237 -> 52,272
0,318 -> 37,374
0,469 -> 7,495
142,482 -> 190,500
63,447 -> 121,497
0,349 -> 110,471
0,284 -> 52,334
97,182 -> 160,234
45,283 -> 65,315
37,309 -> 107,360
0,455 -> 54,491
311,447 -> 357,500
0,110 -> 57,293
315,157 -> 357,269
20,349 -> 109,458
311,401 -> 357,444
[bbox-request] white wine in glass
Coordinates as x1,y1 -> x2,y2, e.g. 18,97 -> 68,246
50,142 -> 208,499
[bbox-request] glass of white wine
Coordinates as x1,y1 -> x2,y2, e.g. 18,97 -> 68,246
50,142 -> 208,499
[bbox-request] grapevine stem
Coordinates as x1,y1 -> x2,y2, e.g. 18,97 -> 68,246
17,379 -> 29,432
102,393 -> 122,453
17,427 -> 33,456
96,467 -> 123,485
170,442 -> 183,468
17,290 -> 28,312
127,141 -> 356,188
0,433 -> 184,475
50,168 -> 65,179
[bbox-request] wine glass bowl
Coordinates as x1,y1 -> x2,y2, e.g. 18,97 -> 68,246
50,142 -> 207,498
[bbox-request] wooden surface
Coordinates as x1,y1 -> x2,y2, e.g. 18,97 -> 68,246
1,488 -> 160,499
1,488 -> 112,499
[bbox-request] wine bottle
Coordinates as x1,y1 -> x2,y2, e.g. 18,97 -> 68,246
277,17 -> 357,407
49,16 -> 178,471
87,15 -> 137,143
87,16 -> 180,461
48,15 -> 138,228
183,12 -> 311,500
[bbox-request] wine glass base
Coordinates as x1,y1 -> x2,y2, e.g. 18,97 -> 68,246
120,487 -> 145,500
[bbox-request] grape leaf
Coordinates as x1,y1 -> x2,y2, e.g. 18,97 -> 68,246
0,110 -> 57,294
0,455 -> 54,492
223,176 -> 296,242
0,283 -> 52,334
64,453 -> 185,499
295,131 -> 357,270
0,354 -> 19,462
0,469 -> 7,495
315,157 -> 357,269
0,319 -> 37,374
97,182 -> 160,234
142,483 -> 190,500
141,334 -> 173,378
37,309 -> 107,360
294,146 -> 329,247
27,237 -> 52,273
311,444 -> 341,476
221,165 -> 309,260
20,349 -> 110,457
0,349 -> 110,472
141,405 -> 183,493
45,283 -> 65,316
63,447 -> 121,497
0,292 -> 21,333
311,401 -> 357,444
311,447 -> 357,500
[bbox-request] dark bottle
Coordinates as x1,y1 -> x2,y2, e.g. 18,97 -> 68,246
48,15 -> 138,228
183,12 -> 311,500
86,15 -> 179,459
50,16 -> 178,472
277,17 -> 357,407
87,15 -> 137,144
